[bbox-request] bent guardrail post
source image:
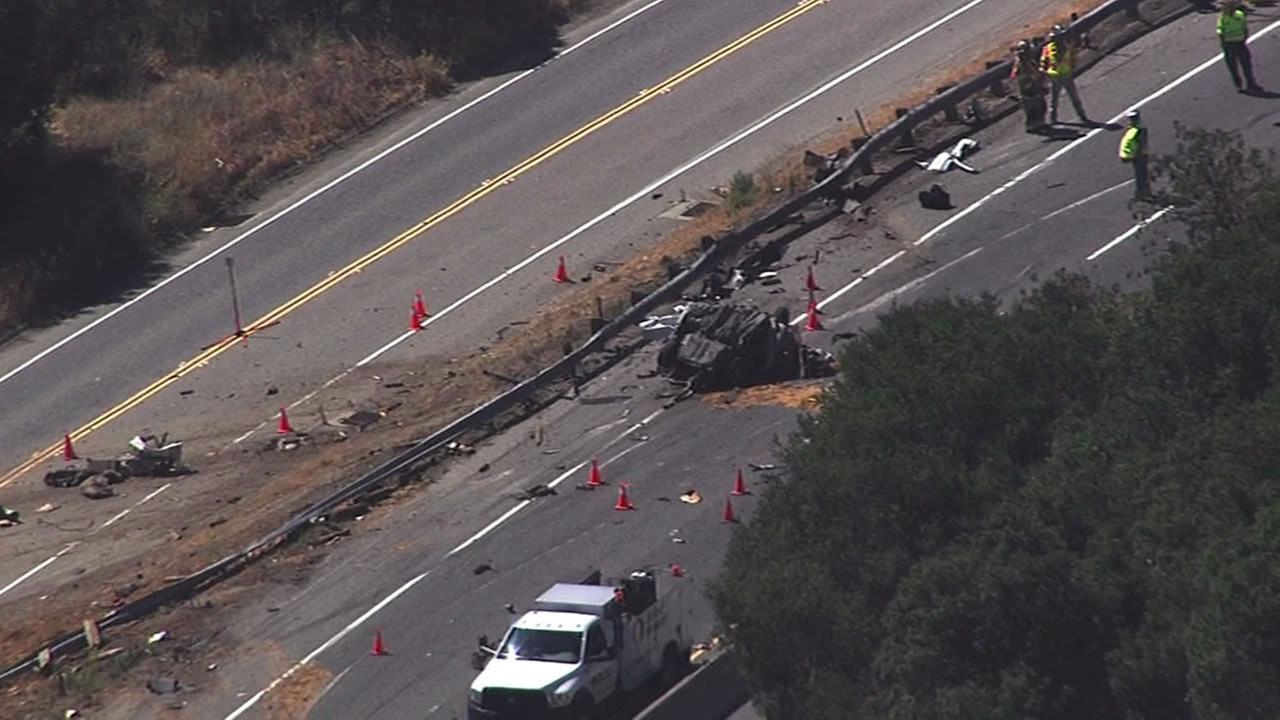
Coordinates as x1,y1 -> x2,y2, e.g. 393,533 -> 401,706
0,0 -> 1164,686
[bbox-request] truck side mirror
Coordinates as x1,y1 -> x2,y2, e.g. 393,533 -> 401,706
477,635 -> 497,655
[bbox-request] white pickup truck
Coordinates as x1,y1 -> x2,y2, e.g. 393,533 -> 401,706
467,569 -> 694,720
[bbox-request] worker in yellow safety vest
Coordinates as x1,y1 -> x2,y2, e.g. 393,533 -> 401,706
1118,110 -> 1150,199
1040,24 -> 1092,125
1218,0 -> 1263,93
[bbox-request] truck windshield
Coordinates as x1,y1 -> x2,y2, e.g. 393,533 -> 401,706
497,628 -> 582,664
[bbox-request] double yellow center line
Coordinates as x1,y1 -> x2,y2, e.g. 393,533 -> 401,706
1,0 -> 828,488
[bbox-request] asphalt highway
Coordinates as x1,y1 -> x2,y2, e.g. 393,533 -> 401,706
806,8 -> 1280,338
107,10 -> 1280,720
0,0 -> 1074,607
0,0 -> 1063,477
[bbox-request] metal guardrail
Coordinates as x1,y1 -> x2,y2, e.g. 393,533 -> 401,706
0,0 -> 1159,685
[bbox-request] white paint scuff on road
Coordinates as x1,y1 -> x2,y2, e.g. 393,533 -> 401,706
0,0 -> 675,389
833,246 -> 985,323
913,18 -> 1280,249
224,571 -> 431,720
1087,206 -> 1174,261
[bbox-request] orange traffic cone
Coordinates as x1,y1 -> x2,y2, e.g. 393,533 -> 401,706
553,256 -> 570,284
731,468 -> 749,496
723,496 -> 738,524
805,266 -> 821,292
804,298 -> 824,332
614,482 -> 635,511
586,458 -> 604,487
277,407 -> 295,434
371,630 -> 389,656
410,306 -> 424,332
414,291 -> 429,319
62,434 -> 77,461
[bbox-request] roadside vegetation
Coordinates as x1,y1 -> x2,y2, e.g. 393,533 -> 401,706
714,128 -> 1280,719
0,0 -> 596,332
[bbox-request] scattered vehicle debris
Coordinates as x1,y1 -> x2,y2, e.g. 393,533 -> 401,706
120,434 -> 194,477
81,482 -> 114,500
147,631 -> 169,644
336,408 -> 383,431
44,434 -> 195,490
0,505 -> 19,527
514,484 -> 557,501
803,147 -> 850,183
918,184 -> 953,210
655,301 -> 836,392
915,137 -> 982,174
146,676 -> 180,695
678,490 -> 702,504
35,502 -> 59,513
473,561 -> 495,575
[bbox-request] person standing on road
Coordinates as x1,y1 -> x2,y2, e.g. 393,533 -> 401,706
1012,40 -> 1048,132
1040,24 -> 1091,124
1118,110 -> 1150,199
1218,0 -> 1263,93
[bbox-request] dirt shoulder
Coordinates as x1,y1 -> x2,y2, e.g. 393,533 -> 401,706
0,0 -> 1180,715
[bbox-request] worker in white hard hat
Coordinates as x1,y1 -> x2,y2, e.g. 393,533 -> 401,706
1011,40 -> 1047,132
1040,24 -> 1092,124
1118,110 -> 1150,199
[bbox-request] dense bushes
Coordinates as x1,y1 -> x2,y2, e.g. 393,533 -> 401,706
713,128 -> 1280,719
0,0 -> 593,330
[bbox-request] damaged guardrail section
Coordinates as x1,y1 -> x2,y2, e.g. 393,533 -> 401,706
0,0 -> 1154,684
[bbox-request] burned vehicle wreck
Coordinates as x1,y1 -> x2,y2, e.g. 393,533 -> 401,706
651,301 -> 835,392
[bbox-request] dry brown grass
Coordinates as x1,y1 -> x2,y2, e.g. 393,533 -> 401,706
703,381 -> 828,410
56,41 -> 449,231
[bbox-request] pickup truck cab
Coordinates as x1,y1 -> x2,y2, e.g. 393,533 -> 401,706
468,570 -> 692,719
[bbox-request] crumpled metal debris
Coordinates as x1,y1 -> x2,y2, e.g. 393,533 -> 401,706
915,138 -> 981,174
678,490 -> 702,504
0,505 -> 19,527
120,434 -> 193,477
656,301 -> 835,392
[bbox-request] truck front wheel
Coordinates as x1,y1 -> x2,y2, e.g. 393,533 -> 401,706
570,692 -> 595,720
660,642 -> 692,686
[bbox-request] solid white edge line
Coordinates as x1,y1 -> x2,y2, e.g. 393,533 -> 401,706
1086,206 -> 1174,261
914,18 -> 1280,249
224,571 -> 430,720
355,0 -> 1003,367
0,0 -> 675,389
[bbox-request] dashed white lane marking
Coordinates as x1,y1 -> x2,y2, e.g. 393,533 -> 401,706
224,571 -> 431,720
1040,180 -> 1133,223
227,404 -> 664,718
0,481 -> 174,599
0,543 -> 78,598
0,0 -> 675,389
448,407 -> 664,557
1086,206 -> 1174,261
